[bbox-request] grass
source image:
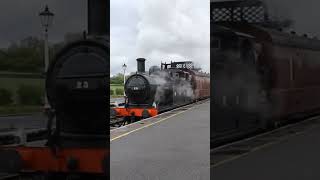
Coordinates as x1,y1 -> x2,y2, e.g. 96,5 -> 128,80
110,84 -> 123,91
110,84 -> 124,98
0,78 -> 124,114
0,77 -> 44,115
0,105 -> 42,116
0,77 -> 44,92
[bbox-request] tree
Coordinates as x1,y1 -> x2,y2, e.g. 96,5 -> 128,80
0,88 -> 13,106
111,73 -> 124,84
0,36 -> 64,73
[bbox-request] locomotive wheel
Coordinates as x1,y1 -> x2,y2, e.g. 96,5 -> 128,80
142,109 -> 150,119
274,121 -> 281,129
258,118 -> 269,131
123,117 -> 131,125
263,119 -> 279,130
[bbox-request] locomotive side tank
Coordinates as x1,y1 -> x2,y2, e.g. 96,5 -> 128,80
212,24 -> 264,139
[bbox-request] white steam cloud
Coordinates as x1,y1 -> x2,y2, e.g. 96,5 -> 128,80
110,0 -> 210,76
150,71 -> 195,105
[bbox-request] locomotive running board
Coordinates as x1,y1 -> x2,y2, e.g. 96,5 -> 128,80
0,146 -> 108,175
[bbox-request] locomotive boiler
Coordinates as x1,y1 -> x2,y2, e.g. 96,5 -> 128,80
112,59 -> 210,123
125,58 -> 158,109
211,0 -> 320,145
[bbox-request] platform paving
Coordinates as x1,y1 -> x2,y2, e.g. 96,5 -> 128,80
111,101 -> 210,180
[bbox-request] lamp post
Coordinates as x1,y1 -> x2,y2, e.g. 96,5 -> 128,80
39,5 -> 54,110
122,63 -> 127,96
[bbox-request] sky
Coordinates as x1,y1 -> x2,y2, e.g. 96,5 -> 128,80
0,0 -> 87,48
1,1 -> 320,75
110,0 -> 210,76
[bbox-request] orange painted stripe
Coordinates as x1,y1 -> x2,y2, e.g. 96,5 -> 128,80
114,107 -> 158,117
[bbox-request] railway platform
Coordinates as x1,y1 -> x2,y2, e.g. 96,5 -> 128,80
212,115 -> 320,180
110,100 -> 210,180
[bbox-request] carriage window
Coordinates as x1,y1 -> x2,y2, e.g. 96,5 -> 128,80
211,37 -> 220,49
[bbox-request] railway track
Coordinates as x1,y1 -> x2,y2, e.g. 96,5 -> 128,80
110,99 -> 210,141
0,174 -> 106,180
211,115 -> 320,168
110,99 -> 210,129
0,128 -> 48,146
0,174 -> 18,180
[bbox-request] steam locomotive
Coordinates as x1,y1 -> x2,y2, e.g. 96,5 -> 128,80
112,59 -> 210,123
0,0 -> 108,179
211,0 -> 320,145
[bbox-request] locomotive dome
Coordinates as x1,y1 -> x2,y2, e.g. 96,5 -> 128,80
149,66 -> 161,75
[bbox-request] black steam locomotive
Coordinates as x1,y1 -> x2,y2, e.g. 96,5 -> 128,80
46,38 -> 108,147
113,58 -> 210,122
0,0 -> 109,179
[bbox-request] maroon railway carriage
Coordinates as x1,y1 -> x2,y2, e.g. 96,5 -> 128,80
192,70 -> 210,100
211,0 -> 320,143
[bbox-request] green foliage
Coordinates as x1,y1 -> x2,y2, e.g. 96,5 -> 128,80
0,37 -> 43,72
110,73 -> 124,84
17,85 -> 43,105
116,88 -> 124,95
0,88 -> 13,106
0,36 -> 64,73
0,105 -> 41,116
110,84 -> 124,97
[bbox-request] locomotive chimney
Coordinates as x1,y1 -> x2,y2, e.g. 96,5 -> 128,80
88,0 -> 109,36
137,58 -> 146,73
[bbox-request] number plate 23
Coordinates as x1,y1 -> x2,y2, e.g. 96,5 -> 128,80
76,81 -> 89,89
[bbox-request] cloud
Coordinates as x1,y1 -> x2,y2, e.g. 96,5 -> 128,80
0,0 -> 87,47
110,0 -> 210,76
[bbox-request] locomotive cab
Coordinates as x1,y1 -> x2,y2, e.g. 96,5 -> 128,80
212,26 -> 265,137
212,26 -> 257,66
